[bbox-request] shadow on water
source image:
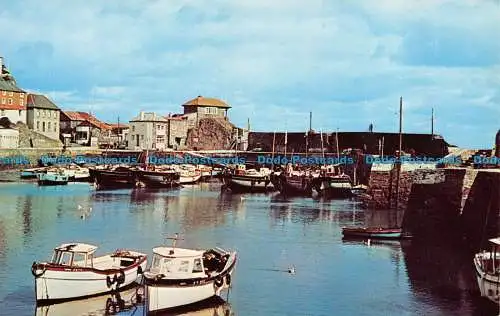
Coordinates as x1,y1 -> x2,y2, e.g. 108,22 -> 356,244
401,238 -> 498,315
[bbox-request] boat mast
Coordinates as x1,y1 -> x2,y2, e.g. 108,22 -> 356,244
431,107 -> 434,139
395,97 -> 403,210
320,129 -> 325,165
271,131 -> 276,169
336,128 -> 340,159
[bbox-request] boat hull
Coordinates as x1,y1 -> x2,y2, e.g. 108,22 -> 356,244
272,173 -> 312,196
34,258 -> 147,303
179,174 -> 201,184
223,175 -> 274,193
37,173 -> 69,186
342,228 -> 411,240
312,177 -> 353,198
474,252 -> 500,304
135,171 -> 180,188
145,252 -> 236,313
89,168 -> 136,190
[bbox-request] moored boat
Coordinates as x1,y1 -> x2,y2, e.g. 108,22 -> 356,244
20,167 -> 47,179
177,165 -> 202,184
32,243 -> 147,303
474,237 -> 500,303
311,164 -> 353,198
222,165 -> 274,193
143,235 -> 237,313
134,167 -> 180,188
89,166 -> 136,190
342,227 -> 412,239
272,164 -> 316,196
37,171 -> 69,186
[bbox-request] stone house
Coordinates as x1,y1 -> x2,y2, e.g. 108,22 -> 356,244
165,114 -> 188,150
182,96 -> 231,129
60,111 -> 111,146
128,112 -> 168,151
26,94 -> 60,140
0,57 -> 27,124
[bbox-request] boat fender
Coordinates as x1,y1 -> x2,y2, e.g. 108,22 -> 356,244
214,276 -> 224,288
31,262 -> 46,278
225,274 -> 231,287
117,270 -> 126,285
106,275 -> 115,288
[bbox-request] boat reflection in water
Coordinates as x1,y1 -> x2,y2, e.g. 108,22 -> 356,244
149,296 -> 233,316
34,286 -> 143,316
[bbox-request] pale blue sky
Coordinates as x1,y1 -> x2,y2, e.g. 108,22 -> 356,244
1,0 -> 499,148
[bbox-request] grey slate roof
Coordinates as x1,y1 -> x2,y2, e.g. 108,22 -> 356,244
0,77 -> 24,92
27,94 -> 60,110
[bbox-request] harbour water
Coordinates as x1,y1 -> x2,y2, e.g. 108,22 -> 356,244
0,177 -> 497,315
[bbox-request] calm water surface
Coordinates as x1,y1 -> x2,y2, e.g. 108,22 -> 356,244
0,179 -> 497,315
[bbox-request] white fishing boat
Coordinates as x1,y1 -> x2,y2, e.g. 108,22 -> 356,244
474,237 -> 500,303
143,235 -> 237,313
222,165 -> 274,192
177,165 -> 202,184
37,171 -> 69,186
32,243 -> 147,303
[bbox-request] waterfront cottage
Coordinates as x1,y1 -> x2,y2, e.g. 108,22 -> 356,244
59,111 -> 111,146
128,112 -> 168,151
182,96 -> 231,129
26,94 -> 61,141
0,57 -> 27,125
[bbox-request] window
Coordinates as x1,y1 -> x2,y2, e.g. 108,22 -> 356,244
20,93 -> 25,98
37,121 -> 40,130
1,91 -> 5,96
193,258 -> 203,273
54,123 -> 57,132
1,98 -> 5,104
7,99 -> 12,105
8,92 -> 13,97
42,122 -> 46,132
60,252 -> 73,265
205,107 -> 217,115
162,258 -> 174,273
48,122 -> 51,130
132,126 -> 135,132
36,110 -> 40,117
178,260 -> 190,273
73,253 -> 86,267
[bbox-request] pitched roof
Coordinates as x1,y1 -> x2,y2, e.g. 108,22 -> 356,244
130,112 -> 167,122
27,94 -> 60,110
108,123 -> 129,129
0,77 -> 24,93
182,96 -> 231,108
62,111 -> 111,130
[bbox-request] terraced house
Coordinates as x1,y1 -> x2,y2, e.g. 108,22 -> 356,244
0,57 -> 26,124
26,94 -> 61,140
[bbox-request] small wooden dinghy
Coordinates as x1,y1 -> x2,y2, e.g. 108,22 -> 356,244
342,227 -> 412,239
32,243 -> 147,303
143,235 -> 237,313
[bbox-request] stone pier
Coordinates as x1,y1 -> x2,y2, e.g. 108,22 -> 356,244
364,164 -> 500,250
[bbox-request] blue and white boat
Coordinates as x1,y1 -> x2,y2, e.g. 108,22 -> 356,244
37,171 -> 69,186
20,167 -> 47,179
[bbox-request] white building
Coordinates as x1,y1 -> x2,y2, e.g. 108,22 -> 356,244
0,127 -> 19,148
128,112 -> 168,151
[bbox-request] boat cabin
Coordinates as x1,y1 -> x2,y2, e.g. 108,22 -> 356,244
149,247 -> 229,278
50,243 -> 98,268
480,238 -> 500,275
